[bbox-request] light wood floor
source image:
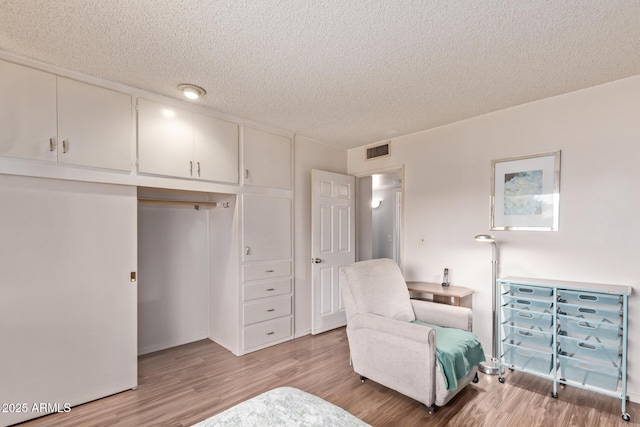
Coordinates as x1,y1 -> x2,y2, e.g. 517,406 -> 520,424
17,328 -> 639,427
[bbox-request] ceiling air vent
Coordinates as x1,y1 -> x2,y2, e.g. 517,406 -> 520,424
366,143 -> 390,160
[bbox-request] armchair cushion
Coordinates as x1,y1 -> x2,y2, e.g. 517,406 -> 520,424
341,258 -> 415,322
412,320 -> 485,390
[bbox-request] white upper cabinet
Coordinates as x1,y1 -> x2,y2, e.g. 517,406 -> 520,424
57,77 -> 133,171
243,127 -> 292,190
138,98 -> 239,183
0,59 -> 133,171
137,98 -> 194,179
193,113 -> 239,183
0,60 -> 58,162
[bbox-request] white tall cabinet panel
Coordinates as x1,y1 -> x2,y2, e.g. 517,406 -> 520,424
243,194 -> 292,262
0,59 -> 57,161
0,175 -> 137,427
57,77 -> 133,170
243,127 -> 292,189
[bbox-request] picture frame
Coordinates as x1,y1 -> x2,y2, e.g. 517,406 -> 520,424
491,150 -> 561,231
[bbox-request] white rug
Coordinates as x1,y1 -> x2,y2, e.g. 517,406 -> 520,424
191,387 -> 371,427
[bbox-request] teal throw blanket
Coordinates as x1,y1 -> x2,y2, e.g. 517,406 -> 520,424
412,320 -> 485,390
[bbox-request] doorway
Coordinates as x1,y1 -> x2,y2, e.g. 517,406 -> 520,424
356,170 -> 403,267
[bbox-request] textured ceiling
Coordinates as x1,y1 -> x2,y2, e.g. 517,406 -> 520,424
1,1 -> 639,150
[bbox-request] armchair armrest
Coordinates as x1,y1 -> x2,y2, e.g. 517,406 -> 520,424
349,312 -> 435,345
411,299 -> 473,331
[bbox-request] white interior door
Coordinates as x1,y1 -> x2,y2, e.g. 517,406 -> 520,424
311,170 -> 355,334
0,175 -> 137,426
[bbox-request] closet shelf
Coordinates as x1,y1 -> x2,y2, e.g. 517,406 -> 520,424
138,198 -> 219,210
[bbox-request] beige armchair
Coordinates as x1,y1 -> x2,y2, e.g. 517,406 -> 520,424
340,258 -> 483,412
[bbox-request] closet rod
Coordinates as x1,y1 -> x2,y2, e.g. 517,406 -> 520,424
138,199 -> 218,210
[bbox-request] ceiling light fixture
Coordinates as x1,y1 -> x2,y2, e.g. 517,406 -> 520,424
178,84 -> 206,100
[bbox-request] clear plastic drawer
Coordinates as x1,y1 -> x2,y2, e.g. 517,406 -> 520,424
558,290 -> 621,308
503,324 -> 553,349
503,342 -> 554,375
559,355 -> 620,391
503,306 -> 554,330
503,295 -> 554,312
503,283 -> 553,299
558,335 -> 621,365
558,314 -> 621,342
557,302 -> 621,324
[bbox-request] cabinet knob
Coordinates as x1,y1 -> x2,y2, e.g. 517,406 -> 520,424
244,169 -> 249,179
245,246 -> 250,256
49,138 -> 56,152
312,258 -> 322,264
62,139 -> 69,153
197,161 -> 201,177
189,160 -> 193,176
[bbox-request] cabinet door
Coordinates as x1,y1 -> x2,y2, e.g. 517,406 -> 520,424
0,59 -> 57,162
57,77 -> 133,171
0,175 -> 137,426
242,194 -> 292,262
193,113 -> 239,183
243,127 -> 291,189
138,98 -> 193,178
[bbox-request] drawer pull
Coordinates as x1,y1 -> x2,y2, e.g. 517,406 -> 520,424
517,312 -> 533,319
578,342 -> 597,350
518,288 -> 534,294
578,307 -> 596,314
49,138 -> 56,151
517,330 -> 533,337
578,294 -> 597,301
516,299 -> 531,305
577,321 -> 596,330
266,288 -> 275,291
266,331 -> 275,335
265,269 -> 275,273
267,308 -> 275,312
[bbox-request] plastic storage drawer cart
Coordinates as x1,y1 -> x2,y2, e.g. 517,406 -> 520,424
497,277 -> 632,422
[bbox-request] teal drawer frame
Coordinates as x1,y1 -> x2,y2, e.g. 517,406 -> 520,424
496,277 -> 631,420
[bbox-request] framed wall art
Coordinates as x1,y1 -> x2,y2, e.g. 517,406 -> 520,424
491,150 -> 561,231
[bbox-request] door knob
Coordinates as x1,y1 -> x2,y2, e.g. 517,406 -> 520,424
312,258 -> 322,264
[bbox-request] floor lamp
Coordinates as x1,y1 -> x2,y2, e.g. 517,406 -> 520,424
475,234 -> 501,375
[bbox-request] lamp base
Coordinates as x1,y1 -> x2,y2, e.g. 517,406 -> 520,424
478,358 -> 502,375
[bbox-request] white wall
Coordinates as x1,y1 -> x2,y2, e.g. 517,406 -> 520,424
348,75 -> 640,401
294,135 -> 348,336
138,205 -> 210,355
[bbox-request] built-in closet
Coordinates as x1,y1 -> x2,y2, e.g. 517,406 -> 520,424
0,53 -> 293,426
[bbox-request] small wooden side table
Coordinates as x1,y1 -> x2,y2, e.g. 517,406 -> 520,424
406,281 -> 474,309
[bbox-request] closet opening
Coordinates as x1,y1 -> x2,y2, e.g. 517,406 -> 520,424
137,187 -> 236,356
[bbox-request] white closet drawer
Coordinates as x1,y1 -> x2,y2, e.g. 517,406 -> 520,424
243,316 -> 292,349
243,278 -> 291,301
243,295 -> 292,325
243,260 -> 291,281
